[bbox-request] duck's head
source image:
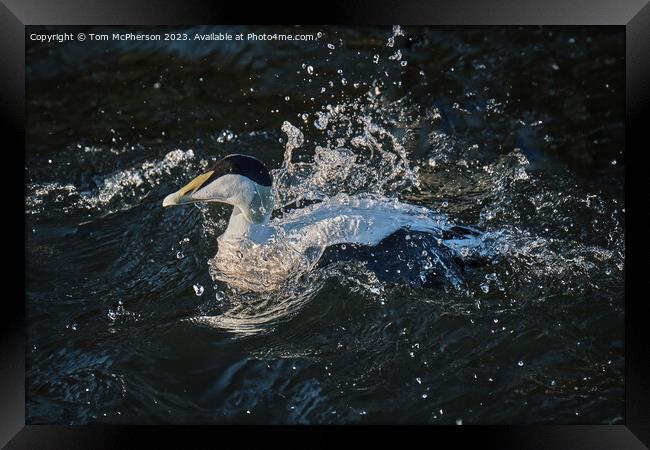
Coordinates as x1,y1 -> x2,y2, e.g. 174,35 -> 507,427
163,154 -> 274,224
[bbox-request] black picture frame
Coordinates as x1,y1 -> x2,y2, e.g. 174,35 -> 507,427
3,0 -> 648,447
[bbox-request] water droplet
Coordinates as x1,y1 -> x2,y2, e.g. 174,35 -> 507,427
327,43 -> 335,49
480,283 -> 490,293
314,112 -> 329,130
306,65 -> 314,75
215,291 -> 225,301
176,251 -> 184,259
193,284 -> 204,296
518,361 -> 524,367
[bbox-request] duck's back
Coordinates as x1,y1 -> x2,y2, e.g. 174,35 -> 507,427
276,193 -> 452,248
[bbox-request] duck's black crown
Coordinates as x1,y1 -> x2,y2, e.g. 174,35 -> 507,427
206,154 -> 273,187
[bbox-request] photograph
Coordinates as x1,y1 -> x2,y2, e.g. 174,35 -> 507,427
25,25 -> 625,425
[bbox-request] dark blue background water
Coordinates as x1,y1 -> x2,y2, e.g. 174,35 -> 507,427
26,26 -> 624,424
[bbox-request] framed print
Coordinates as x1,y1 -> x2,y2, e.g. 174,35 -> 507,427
2,0 -> 648,447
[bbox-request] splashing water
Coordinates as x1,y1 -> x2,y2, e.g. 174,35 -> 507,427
194,28 -> 624,337
199,76 -> 472,331
273,96 -> 420,211
26,149 -> 200,216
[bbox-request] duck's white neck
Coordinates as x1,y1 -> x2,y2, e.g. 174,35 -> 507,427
223,206 -> 253,239
222,205 -> 274,243
197,176 -> 273,243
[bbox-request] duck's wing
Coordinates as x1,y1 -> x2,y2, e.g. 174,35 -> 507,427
274,194 -> 452,250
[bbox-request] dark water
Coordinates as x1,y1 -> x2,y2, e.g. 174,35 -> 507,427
26,26 -> 625,424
